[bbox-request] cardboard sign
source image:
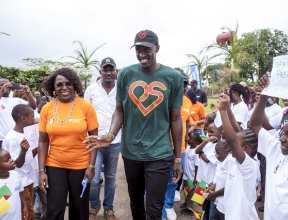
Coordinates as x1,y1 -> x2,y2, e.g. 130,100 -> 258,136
23,124 -> 39,150
262,55 -> 288,99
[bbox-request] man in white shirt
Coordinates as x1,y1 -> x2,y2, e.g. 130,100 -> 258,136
0,79 -> 36,148
84,57 -> 121,220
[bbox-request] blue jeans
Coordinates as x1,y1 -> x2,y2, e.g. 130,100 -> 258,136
89,143 -> 120,210
161,153 -> 185,220
209,201 -> 220,220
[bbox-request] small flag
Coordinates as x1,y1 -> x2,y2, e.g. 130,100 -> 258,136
192,209 -> 205,220
0,197 -> 12,217
199,180 -> 206,189
191,186 -> 206,205
183,178 -> 195,196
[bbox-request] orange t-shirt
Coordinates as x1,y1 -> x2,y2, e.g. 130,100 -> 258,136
190,101 -> 206,130
39,97 -> 99,169
181,96 -> 194,153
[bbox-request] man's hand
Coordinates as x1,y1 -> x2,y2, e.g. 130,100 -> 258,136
218,94 -> 230,111
258,72 -> 271,92
83,167 -> 95,183
172,162 -> 183,183
83,135 -> 113,150
20,85 -> 31,93
0,82 -> 12,95
20,139 -> 30,152
210,103 -> 218,113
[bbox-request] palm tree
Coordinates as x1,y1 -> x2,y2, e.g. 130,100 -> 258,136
202,23 -> 253,85
63,41 -> 105,89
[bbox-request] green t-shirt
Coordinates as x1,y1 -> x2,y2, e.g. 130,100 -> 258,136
116,64 -> 183,161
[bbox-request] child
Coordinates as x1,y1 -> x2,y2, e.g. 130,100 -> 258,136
0,149 -> 28,219
203,113 -> 216,136
180,132 -> 202,211
218,94 -> 260,220
2,104 -> 36,220
249,72 -> 288,220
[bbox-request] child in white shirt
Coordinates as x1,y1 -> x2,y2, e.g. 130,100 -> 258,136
181,132 -> 201,211
218,94 -> 260,220
2,104 -> 36,220
249,73 -> 288,220
0,149 -> 28,219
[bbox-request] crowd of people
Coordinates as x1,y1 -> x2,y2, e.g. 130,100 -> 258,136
0,29 -> 287,220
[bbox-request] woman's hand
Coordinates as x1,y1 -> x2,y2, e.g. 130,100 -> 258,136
83,135 -> 113,150
83,167 -> 95,183
39,172 -> 49,194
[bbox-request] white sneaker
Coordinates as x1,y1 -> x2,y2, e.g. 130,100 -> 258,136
174,190 -> 180,201
165,208 -> 177,220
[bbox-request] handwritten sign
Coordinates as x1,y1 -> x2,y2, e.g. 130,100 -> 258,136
23,124 -> 39,150
262,55 -> 288,99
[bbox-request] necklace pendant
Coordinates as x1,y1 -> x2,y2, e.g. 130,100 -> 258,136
49,117 -> 54,124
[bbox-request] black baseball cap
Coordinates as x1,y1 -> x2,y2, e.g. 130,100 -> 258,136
130,30 -> 159,48
190,79 -> 198,85
181,74 -> 189,83
100,57 -> 116,68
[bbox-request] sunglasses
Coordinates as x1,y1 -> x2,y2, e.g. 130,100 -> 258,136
55,82 -> 74,88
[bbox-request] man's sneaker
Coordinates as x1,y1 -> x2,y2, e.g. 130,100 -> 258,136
89,204 -> 101,219
103,209 -> 117,220
165,208 -> 177,220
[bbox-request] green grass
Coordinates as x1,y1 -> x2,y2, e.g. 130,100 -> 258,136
205,98 -> 218,114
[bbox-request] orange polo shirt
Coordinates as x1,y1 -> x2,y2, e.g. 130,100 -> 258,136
39,97 -> 99,169
190,101 -> 206,130
181,96 -> 194,153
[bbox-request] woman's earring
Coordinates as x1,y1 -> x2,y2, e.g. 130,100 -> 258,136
75,91 -> 78,96
53,91 -> 56,97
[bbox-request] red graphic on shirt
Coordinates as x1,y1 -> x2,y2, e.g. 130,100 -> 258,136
1,105 -> 5,110
138,32 -> 147,39
129,81 -> 166,116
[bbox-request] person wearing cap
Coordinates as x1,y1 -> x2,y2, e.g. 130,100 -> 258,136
84,57 -> 120,220
162,74 -> 194,220
190,79 -> 208,107
83,30 -> 183,220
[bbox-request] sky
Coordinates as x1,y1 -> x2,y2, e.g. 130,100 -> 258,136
1,0 -> 288,79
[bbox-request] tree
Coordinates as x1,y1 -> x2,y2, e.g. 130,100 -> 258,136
62,41 -> 105,89
202,23 -> 254,85
237,29 -> 288,79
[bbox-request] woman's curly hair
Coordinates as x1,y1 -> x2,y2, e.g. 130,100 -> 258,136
41,68 -> 83,97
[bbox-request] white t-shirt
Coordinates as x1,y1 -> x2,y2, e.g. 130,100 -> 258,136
196,142 -> 217,184
264,104 -> 282,135
231,101 -> 249,129
84,81 -> 121,144
2,130 -> 34,187
213,154 -> 234,213
258,128 -> 288,220
183,148 -> 199,181
0,170 -> 23,220
224,153 -> 260,220
0,97 -> 27,140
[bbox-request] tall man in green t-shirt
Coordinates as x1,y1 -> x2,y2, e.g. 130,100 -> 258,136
84,30 -> 183,220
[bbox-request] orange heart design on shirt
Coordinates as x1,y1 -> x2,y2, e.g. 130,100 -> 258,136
129,80 -> 167,116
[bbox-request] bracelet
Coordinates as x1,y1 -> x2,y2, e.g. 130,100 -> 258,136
39,169 -> 45,173
174,159 -> 182,164
175,157 -> 182,160
88,164 -> 96,169
108,131 -> 115,141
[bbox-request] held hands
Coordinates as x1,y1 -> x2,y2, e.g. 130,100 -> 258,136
20,139 -> 30,152
218,94 -> 230,111
83,135 -> 113,151
257,72 -> 271,92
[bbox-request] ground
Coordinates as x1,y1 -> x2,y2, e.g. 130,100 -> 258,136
63,156 -> 264,220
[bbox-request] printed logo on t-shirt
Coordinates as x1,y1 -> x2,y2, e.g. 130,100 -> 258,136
228,173 -> 234,180
129,80 -> 167,116
1,104 -> 5,110
0,184 -> 12,216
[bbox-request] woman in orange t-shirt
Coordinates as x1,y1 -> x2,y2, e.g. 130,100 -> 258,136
186,88 -> 206,135
38,68 -> 99,220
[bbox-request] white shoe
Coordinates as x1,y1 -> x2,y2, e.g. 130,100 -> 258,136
174,190 -> 180,201
165,208 -> 177,220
